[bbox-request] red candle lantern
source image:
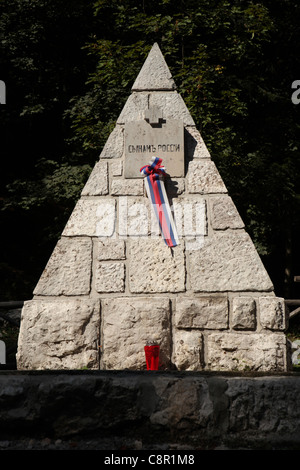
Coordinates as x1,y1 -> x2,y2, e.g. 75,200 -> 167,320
144,341 -> 160,370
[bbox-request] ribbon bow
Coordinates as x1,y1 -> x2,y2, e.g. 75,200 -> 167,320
140,157 -> 166,179
140,157 -> 179,248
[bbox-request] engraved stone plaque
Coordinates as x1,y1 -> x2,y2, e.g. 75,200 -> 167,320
124,107 -> 184,178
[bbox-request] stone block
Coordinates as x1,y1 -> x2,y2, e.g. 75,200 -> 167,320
100,125 -> 124,159
259,297 -> 287,331
165,177 -> 185,196
117,92 -> 149,124
149,92 -> 195,126
110,160 -> 123,176
33,237 -> 92,296
210,195 -> 244,229
81,161 -> 108,196
206,332 -> 288,371
189,230 -> 274,292
96,240 -> 126,260
124,118 -> 184,178
16,299 -> 100,370
149,376 -> 214,429
172,330 -> 203,371
175,297 -> 228,329
111,179 -> 144,196
128,239 -> 185,293
173,198 -> 207,238
119,196 -> 150,237
131,42 -> 176,91
62,199 -> 116,237
185,126 -> 211,159
101,297 -> 171,369
95,262 -> 125,293
232,297 -> 256,330
187,160 -> 227,194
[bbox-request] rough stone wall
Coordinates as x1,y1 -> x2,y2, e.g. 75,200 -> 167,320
16,44 -> 290,372
0,371 -> 300,450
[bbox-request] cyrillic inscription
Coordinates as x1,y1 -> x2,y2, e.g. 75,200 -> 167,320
124,119 -> 184,178
128,144 -> 181,153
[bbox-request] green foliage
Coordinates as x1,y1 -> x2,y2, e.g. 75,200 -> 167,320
4,159 -> 92,210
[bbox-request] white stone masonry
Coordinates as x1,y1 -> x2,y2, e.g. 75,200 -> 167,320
16,43 -> 290,372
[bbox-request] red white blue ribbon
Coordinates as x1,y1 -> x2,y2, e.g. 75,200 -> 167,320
140,157 -> 179,248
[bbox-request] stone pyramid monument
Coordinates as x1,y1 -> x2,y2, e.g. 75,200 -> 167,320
16,43 -> 290,371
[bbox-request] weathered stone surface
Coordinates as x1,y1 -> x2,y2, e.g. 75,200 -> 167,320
131,43 -> 176,91
81,161 -> 108,196
259,297 -> 287,331
110,160 -> 123,177
292,340 -> 300,366
149,92 -> 195,126
128,239 -> 185,293
165,177 -> 185,195
119,196 -> 150,237
210,195 -> 245,229
187,160 -> 227,194
16,299 -> 100,370
172,330 -> 203,371
101,297 -> 171,369
175,296 -> 228,329
95,262 -> 125,293
173,198 -> 207,238
206,332 -> 289,371
124,118 -> 184,178
100,125 -> 124,159
150,375 -> 212,429
1,372 -> 300,449
226,375 -> 299,440
185,126 -> 211,159
232,297 -> 256,330
111,179 -> 144,196
33,237 -> 92,296
117,92 -> 149,124
96,239 -> 125,260
189,230 -> 274,292
62,199 -> 116,237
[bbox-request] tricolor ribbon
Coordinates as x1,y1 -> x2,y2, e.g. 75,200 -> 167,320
140,157 -> 179,248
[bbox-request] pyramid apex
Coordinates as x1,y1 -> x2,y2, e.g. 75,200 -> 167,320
131,43 -> 176,91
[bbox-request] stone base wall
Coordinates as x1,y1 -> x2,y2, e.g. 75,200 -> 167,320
0,371 -> 300,450
16,295 -> 290,372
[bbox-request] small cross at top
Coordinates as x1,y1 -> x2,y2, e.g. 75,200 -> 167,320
144,106 -> 163,125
